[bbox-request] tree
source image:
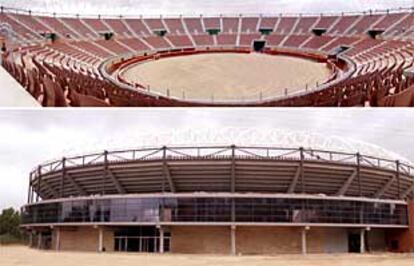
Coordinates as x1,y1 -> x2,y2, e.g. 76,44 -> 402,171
0,208 -> 22,239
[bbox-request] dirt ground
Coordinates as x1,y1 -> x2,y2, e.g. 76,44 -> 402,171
1,246 -> 414,266
121,53 -> 330,102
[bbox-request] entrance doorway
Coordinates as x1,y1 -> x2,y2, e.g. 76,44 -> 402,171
114,226 -> 170,253
348,233 -> 361,253
34,230 -> 52,250
253,40 -> 266,52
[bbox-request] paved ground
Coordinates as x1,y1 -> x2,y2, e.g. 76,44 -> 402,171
0,66 -> 40,107
1,246 -> 414,266
121,53 -> 330,102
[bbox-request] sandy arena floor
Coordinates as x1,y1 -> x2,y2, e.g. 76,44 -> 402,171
1,246 -> 414,266
121,53 -> 330,102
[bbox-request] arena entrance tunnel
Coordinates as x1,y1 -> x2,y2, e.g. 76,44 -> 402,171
253,40 -> 266,52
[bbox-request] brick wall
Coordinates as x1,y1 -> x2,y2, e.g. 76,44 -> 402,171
236,226 -> 301,255
170,226 -> 230,254
103,227 -> 114,252
386,202 -> 414,252
45,224 -> 391,254
307,228 -> 324,253
170,226 -> 351,255
51,226 -> 114,252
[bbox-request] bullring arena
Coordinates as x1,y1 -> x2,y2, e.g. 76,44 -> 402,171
0,6 -> 413,106
120,53 -> 330,101
20,145 -> 414,255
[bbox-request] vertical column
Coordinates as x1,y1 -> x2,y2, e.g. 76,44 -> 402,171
36,166 -> 42,202
31,182 -> 35,204
357,153 -> 361,197
29,171 -> 35,204
231,145 -> 236,243
231,145 -> 236,193
356,153 -> 363,224
27,173 -> 32,204
360,229 -> 365,253
37,232 -> 42,249
230,225 -> 236,255
159,226 -> 165,253
102,151 -> 108,196
299,148 -> 306,222
60,158 -> 65,198
29,230 -> 33,247
162,146 -> 167,192
396,160 -> 400,199
98,227 -> 104,252
55,227 -> 60,251
301,226 -> 309,255
299,147 -> 305,194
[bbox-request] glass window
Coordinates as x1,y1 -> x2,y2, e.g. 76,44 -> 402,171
22,197 -> 408,226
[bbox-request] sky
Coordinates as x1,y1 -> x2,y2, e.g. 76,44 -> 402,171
0,0 -> 413,16
0,108 -> 413,210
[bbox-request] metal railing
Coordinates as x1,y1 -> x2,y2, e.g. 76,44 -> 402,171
31,145 -> 414,179
1,5 -> 413,19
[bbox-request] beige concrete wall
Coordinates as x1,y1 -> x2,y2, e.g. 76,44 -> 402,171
236,226 -> 301,255
170,226 -> 230,254
306,228 -> 347,253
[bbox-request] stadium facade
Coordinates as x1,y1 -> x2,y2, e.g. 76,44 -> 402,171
0,7 -> 413,107
21,146 -> 414,254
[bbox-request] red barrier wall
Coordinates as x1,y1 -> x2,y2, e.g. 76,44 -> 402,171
386,202 -> 414,252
